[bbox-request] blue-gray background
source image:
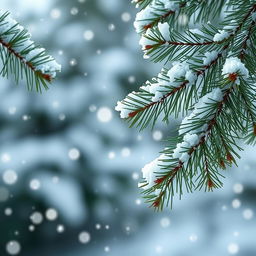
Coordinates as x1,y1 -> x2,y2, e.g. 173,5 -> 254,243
0,0 -> 256,255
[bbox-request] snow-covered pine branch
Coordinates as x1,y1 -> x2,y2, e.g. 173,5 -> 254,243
116,0 -> 256,210
0,10 -> 61,91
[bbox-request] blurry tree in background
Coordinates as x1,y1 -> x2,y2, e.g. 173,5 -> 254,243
0,0 -> 162,255
0,1 -> 256,256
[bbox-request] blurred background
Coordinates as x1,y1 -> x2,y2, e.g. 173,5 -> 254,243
0,0 -> 256,255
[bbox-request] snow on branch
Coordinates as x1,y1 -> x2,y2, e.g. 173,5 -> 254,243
115,44 -> 228,125
134,0 -> 182,33
0,10 -> 61,91
117,0 -> 256,210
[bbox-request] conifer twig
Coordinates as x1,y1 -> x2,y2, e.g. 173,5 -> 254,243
116,0 -> 256,210
0,10 -> 61,91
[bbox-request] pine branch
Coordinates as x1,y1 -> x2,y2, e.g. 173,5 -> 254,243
117,1 -> 256,210
0,11 -> 61,92
141,3 -> 256,62
117,4 -> 256,128
116,43 -> 228,130
146,85 -> 241,210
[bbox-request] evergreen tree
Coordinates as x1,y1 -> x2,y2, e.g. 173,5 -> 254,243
0,10 -> 60,91
116,0 -> 256,210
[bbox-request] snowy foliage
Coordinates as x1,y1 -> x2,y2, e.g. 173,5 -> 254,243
203,51 -> 219,66
222,57 -> 249,84
134,0 -> 179,33
116,0 -> 256,210
0,10 -> 61,90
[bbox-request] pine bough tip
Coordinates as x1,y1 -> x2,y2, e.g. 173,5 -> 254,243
0,9 -> 61,91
